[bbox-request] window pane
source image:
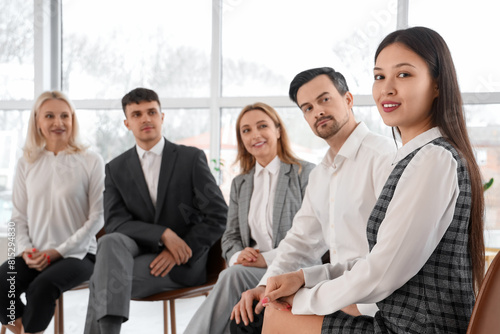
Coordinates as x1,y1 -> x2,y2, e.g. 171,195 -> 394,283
409,0 -> 500,93
76,108 -> 211,162
222,0 -> 397,97
0,110 -> 30,235
76,109 -> 135,162
0,1 -> 34,99
0,110 -> 30,190
62,0 -> 211,99
164,109 -> 211,148
466,104 -> 500,238
355,106 -> 393,139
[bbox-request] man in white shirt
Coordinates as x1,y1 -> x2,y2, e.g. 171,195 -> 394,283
230,67 -> 395,333
84,88 -> 227,334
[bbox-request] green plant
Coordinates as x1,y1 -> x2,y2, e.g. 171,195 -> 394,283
484,178 -> 494,191
211,159 -> 224,173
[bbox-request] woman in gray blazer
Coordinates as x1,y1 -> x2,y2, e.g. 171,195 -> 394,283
185,102 -> 314,334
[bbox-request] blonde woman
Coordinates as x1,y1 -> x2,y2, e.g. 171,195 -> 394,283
0,91 -> 104,334
185,103 -> 315,334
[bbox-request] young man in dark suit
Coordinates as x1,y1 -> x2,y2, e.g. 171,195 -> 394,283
84,88 -> 228,334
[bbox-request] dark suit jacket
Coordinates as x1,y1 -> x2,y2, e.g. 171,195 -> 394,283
103,138 -> 227,286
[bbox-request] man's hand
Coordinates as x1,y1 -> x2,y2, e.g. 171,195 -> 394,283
150,249 -> 177,277
234,248 -> 267,268
231,286 -> 266,326
22,248 -> 61,272
262,270 -> 305,310
160,228 -> 192,265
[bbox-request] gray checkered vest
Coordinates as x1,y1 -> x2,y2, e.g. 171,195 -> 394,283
367,137 -> 474,333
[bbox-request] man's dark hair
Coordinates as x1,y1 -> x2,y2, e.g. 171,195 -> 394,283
121,87 -> 161,114
289,67 -> 350,105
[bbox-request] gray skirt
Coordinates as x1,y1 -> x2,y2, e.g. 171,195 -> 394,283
321,311 -> 387,333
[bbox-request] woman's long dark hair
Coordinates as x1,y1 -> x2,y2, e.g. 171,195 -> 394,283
375,27 -> 485,294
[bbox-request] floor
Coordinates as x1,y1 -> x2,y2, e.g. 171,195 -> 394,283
43,288 -> 205,334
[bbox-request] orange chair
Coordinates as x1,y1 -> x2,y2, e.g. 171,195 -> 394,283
132,239 -> 226,334
467,250 -> 500,333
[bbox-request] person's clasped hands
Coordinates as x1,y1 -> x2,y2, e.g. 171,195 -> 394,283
150,228 -> 193,277
22,248 -> 62,271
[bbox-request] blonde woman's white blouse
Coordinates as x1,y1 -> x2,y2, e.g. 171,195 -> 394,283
12,149 -> 105,259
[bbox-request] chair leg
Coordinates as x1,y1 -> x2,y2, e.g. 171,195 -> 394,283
163,301 -> 169,334
54,295 -> 64,334
169,300 -> 176,334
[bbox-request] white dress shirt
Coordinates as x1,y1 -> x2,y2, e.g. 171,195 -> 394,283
229,156 -> 281,266
259,122 -> 395,316
292,127 -> 461,316
136,138 -> 165,207
12,149 -> 105,259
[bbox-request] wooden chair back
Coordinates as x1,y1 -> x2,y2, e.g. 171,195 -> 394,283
467,250 -> 500,333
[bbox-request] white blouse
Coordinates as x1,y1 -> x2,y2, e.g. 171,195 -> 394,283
12,149 -> 105,259
228,156 -> 281,266
293,127 -> 460,315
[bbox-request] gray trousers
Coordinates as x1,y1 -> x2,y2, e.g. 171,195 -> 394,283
184,265 -> 267,334
84,233 -> 184,334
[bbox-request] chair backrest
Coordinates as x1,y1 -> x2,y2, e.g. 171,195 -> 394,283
467,250 -> 500,333
206,238 -> 226,281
